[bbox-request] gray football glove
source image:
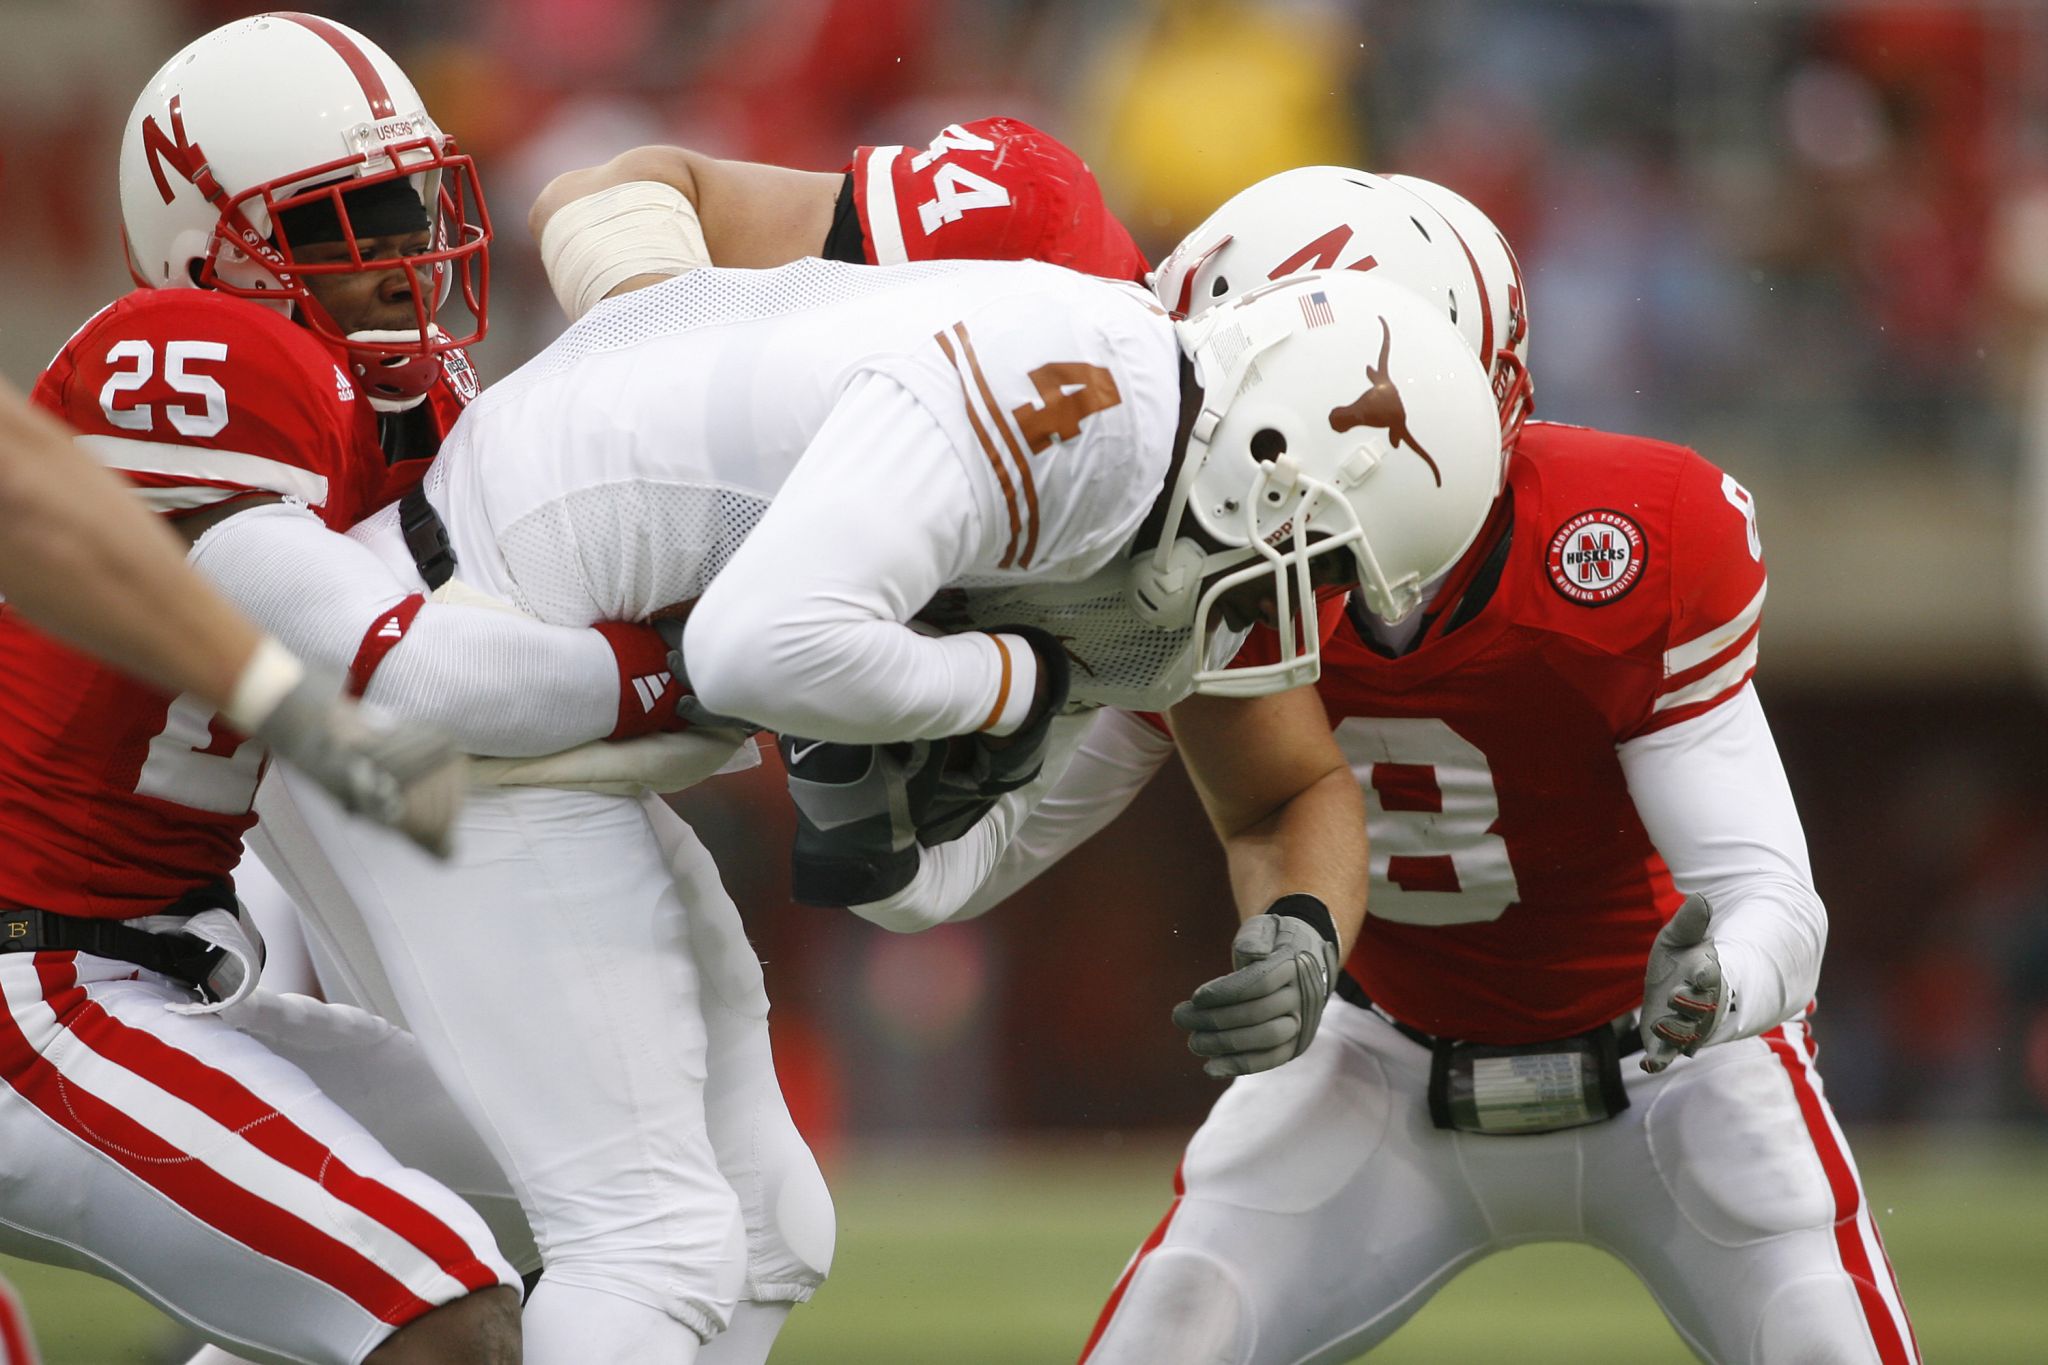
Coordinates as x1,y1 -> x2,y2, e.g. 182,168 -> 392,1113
1639,893 -> 1730,1073
254,676 -> 467,858
1172,898 -> 1341,1079
781,736 -> 943,906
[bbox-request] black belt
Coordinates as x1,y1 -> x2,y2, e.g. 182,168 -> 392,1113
0,884 -> 236,996
1336,971 -> 1644,1059
399,484 -> 457,591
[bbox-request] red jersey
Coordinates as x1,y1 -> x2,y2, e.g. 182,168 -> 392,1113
1313,422 -> 1768,1042
845,118 -> 1150,283
0,289 -> 375,918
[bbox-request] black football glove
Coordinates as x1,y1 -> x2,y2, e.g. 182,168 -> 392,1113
912,625 -> 1072,845
781,736 -> 944,906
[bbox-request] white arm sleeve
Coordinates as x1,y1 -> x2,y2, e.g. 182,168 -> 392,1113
683,372 -> 1038,743
850,708 -> 1178,932
189,501 -> 623,756
1617,682 -> 1826,1044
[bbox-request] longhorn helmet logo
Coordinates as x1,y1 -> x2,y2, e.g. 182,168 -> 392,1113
1326,317 -> 1443,487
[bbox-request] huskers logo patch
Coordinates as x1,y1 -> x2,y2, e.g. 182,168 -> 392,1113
1547,509 -> 1645,606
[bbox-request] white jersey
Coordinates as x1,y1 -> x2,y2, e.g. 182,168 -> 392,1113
387,258 -> 1202,716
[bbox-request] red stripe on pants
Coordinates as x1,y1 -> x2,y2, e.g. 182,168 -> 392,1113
0,955 -> 443,1325
1077,1161 -> 1188,1362
1764,1023 -> 1915,1364
57,974 -> 500,1295
0,1275 -> 39,1365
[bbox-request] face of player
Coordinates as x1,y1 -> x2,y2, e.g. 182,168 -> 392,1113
1207,541 -> 1356,632
295,229 -> 436,336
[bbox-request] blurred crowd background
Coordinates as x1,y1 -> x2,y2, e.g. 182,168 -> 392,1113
5,0 -> 2048,1147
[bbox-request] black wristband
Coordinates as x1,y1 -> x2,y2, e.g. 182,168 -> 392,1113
822,172 -> 867,263
1265,894 -> 1339,949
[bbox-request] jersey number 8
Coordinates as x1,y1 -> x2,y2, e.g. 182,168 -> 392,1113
1336,716 -> 1520,926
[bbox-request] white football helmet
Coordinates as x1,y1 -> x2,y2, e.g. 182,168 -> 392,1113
119,13 -> 491,402
1128,270 -> 1505,696
1153,165 -> 1533,448
1388,173 -> 1533,447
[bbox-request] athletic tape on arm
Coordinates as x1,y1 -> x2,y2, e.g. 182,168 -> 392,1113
539,181 -> 712,322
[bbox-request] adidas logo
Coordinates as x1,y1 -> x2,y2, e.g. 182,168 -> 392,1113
376,616 -> 405,639
631,672 -> 672,713
334,366 -> 357,402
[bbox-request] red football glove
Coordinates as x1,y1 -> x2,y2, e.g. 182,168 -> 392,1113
594,622 -> 692,739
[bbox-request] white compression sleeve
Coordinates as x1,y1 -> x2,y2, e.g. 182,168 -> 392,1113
957,707 -> 1178,916
189,501 -> 623,756
1618,682 -> 1827,1045
851,708 -> 1178,932
685,371 -> 1034,742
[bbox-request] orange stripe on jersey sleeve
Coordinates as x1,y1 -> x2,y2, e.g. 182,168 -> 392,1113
977,634 -> 1014,732
935,328 -> 1022,568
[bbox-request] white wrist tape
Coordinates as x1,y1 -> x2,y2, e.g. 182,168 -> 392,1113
539,180 -> 711,322
222,635 -> 306,734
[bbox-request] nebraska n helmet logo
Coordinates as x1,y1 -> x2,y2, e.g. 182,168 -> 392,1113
141,97 -> 217,206
1327,317 -> 1443,486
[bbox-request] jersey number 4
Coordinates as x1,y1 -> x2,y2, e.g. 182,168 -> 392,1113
1336,716 -> 1520,925
1013,363 -> 1121,452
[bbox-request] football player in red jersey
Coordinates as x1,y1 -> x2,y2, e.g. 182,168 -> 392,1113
527,115 -> 1150,326
0,13 -> 754,1363
882,168 -> 1918,1364
0,374 -> 464,846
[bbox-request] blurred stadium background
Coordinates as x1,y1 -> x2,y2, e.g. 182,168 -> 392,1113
5,0 -> 2048,1358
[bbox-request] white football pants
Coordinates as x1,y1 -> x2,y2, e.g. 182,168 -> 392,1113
248,771 -> 833,1363
0,953 -> 517,1365
1082,999 -> 1918,1365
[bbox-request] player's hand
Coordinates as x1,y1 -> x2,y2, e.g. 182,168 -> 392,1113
1172,898 -> 1341,1079
781,736 -> 942,906
255,676 -> 468,857
599,618 -> 757,739
914,625 -> 1073,844
1639,893 -> 1728,1073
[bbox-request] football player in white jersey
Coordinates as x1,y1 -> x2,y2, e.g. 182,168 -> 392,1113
239,226 -> 1507,1364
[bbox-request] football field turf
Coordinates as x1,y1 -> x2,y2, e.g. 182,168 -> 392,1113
5,1130 -> 2042,1363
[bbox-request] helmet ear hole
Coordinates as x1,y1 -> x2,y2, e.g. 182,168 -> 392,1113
1211,275 -> 1230,297
1250,428 -> 1288,462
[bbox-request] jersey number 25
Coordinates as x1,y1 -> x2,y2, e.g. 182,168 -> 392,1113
99,339 -> 230,438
